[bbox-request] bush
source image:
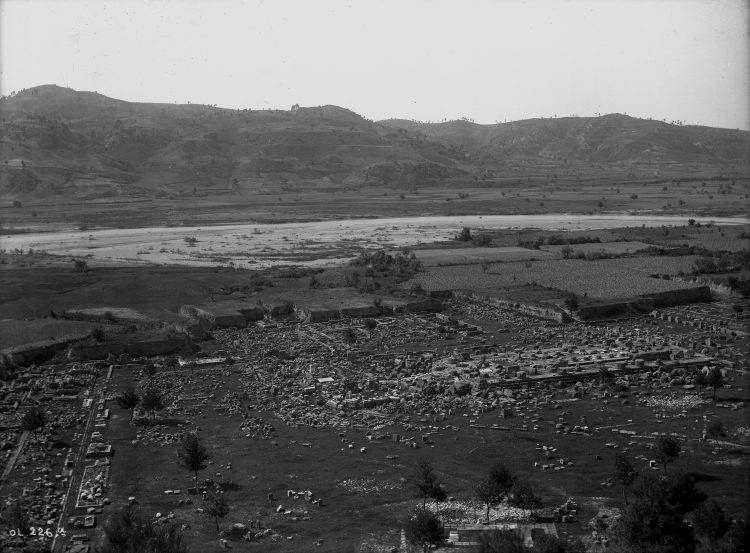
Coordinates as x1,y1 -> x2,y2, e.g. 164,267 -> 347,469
90,327 -> 106,342
457,227 -> 472,242
472,234 -> 493,247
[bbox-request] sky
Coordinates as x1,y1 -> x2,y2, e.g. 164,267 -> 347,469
1,0 -> 748,129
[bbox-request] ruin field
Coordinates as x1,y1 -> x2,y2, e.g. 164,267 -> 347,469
1,219 -> 749,553
2,297 -> 748,553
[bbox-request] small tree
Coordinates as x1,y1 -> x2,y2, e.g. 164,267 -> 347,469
99,503 -> 186,553
693,371 -> 707,396
654,437 -> 681,472
614,453 -> 638,505
20,406 -> 47,432
705,367 -> 725,400
706,419 -> 725,446
411,459 -> 446,509
140,387 -> 165,422
73,258 -> 88,273
475,480 -> 502,523
144,363 -> 157,383
480,258 -> 491,273
404,507 -> 444,553
177,433 -> 211,482
509,479 -> 541,518
457,227 -> 472,242
489,462 -> 515,501
693,500 -> 731,550
204,491 -> 229,533
116,388 -> 140,421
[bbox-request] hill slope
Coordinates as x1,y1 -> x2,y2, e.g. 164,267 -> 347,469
379,115 -> 750,164
1,85 -> 748,203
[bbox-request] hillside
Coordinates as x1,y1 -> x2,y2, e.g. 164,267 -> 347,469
0,85 -> 748,208
0,85 -> 468,200
379,115 -> 750,164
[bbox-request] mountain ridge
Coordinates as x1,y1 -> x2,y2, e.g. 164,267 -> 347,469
1,85 -> 748,202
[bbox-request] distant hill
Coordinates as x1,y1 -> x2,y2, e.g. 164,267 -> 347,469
1,85 -> 747,201
379,115 -> 750,164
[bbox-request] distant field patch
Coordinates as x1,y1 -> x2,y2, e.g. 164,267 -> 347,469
540,241 -> 655,255
405,256 -> 702,299
0,319 -> 115,348
413,247 -> 554,266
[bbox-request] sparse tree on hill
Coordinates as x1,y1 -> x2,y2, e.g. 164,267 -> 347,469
411,459 -> 446,509
614,453 -> 638,505
116,387 -> 140,421
177,433 -> 211,482
654,437 -> 681,472
98,503 -> 186,553
20,406 -> 47,432
705,419 -> 725,446
509,478 -> 541,518
705,367 -> 725,401
204,491 -> 229,533
404,507 -> 445,553
140,387 -> 165,422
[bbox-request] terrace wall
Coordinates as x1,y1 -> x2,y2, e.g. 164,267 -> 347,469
455,291 -> 570,323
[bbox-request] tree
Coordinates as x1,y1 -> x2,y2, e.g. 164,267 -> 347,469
475,480 -> 502,524
705,367 -> 725,401
20,406 -> 47,432
404,507 -> 444,553
177,433 -> 211,482
663,472 -> 706,515
563,294 -> 578,311
693,371 -> 708,396
140,387 -> 165,421
489,462 -> 515,501
654,437 -> 681,472
480,258 -> 491,273
73,258 -> 88,273
411,459 -> 446,509
692,500 -> 732,553
457,227 -> 472,242
116,388 -> 140,421
144,363 -> 157,383
509,478 -> 541,518
476,529 -> 525,553
611,474 -> 696,553
204,491 -> 229,533
98,504 -> 186,553
614,453 -> 638,505
705,419 -> 725,446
